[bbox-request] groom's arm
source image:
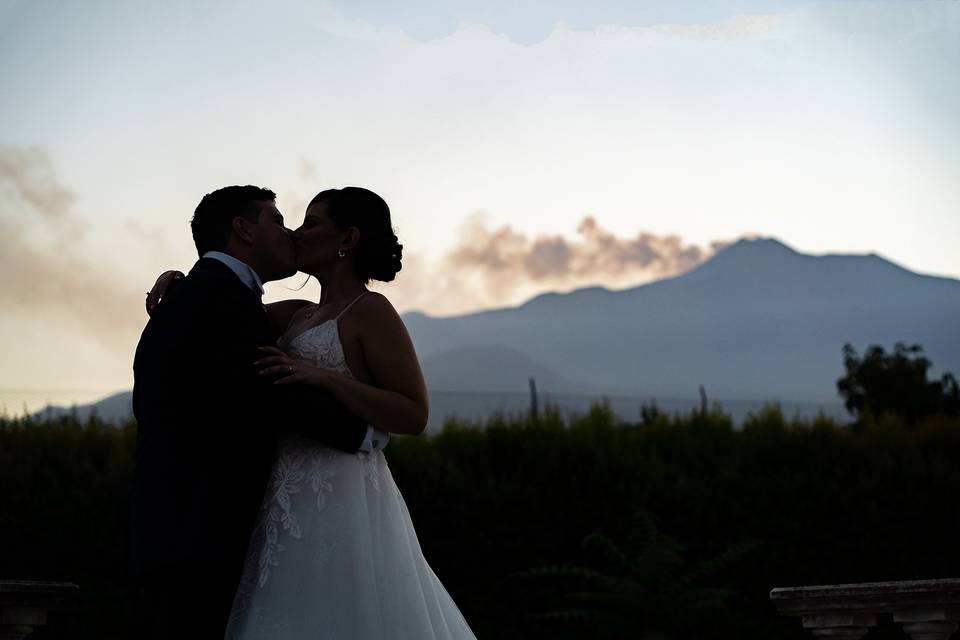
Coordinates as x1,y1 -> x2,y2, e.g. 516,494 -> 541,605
264,379 -> 368,452
207,290 -> 367,453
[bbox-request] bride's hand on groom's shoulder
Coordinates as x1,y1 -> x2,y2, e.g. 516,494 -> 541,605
254,346 -> 331,389
145,270 -> 185,316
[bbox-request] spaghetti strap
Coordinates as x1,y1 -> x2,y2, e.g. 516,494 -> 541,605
335,291 -> 368,320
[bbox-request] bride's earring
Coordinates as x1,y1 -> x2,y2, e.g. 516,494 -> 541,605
337,248 -> 346,258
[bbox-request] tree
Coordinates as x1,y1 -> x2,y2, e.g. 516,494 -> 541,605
836,342 -> 960,427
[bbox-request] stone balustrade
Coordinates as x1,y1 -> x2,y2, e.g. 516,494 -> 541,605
0,581 -> 78,640
771,579 -> 960,639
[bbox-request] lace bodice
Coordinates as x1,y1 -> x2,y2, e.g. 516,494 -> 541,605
284,320 -> 353,378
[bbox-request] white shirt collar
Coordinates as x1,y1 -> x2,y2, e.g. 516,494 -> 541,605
202,251 -> 265,297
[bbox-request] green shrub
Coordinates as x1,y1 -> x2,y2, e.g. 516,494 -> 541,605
2,405 -> 959,639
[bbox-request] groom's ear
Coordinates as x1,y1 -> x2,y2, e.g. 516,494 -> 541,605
232,216 -> 256,245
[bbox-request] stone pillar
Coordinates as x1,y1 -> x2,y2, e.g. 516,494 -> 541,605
0,604 -> 45,640
802,612 -> 876,639
771,579 -> 960,640
0,582 -> 78,640
894,608 -> 959,640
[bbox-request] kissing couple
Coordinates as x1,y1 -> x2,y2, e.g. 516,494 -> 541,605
130,185 -> 476,639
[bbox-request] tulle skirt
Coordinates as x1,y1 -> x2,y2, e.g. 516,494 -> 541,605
226,434 -> 476,640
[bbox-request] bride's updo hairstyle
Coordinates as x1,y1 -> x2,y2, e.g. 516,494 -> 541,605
309,187 -> 403,284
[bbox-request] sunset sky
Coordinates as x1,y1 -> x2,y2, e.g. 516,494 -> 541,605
1,0 -> 958,414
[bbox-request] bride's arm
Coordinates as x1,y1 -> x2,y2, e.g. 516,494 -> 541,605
146,270 -> 184,315
255,293 -> 428,436
146,270 -> 310,332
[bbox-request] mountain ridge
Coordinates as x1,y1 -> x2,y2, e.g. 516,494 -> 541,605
400,237 -> 960,402
406,238 -> 951,322
33,237 -> 960,421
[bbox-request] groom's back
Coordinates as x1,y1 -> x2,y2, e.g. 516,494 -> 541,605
130,258 -> 277,578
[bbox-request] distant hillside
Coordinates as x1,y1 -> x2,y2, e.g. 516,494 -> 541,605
44,237 -> 960,423
402,238 -> 960,402
421,345 -> 595,393
32,390 -> 132,424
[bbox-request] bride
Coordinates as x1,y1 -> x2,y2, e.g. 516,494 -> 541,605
152,187 -> 476,639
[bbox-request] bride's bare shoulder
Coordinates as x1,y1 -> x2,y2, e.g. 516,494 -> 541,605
358,290 -> 397,312
353,291 -> 404,327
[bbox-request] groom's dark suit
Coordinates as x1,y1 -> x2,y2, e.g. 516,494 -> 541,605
130,257 -> 367,637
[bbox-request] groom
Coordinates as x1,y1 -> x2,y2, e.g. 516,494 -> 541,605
130,186 -> 369,638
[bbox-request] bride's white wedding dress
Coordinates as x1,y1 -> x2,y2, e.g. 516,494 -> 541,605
226,318 -> 476,639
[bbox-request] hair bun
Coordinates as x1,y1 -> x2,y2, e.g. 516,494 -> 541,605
367,233 -> 402,283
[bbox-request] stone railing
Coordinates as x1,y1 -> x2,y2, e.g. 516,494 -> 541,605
0,581 -> 78,640
770,578 -> 960,639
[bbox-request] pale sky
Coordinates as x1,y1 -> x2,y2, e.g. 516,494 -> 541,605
1,0 -> 958,413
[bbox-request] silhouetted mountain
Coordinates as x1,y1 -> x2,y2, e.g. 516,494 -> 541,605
402,238 -> 960,402
31,390 -> 132,424
421,345 -> 594,393
47,238 -> 959,424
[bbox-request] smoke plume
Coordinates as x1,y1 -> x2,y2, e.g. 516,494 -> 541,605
0,146 -> 144,353
0,147 -> 75,221
377,213 -> 733,316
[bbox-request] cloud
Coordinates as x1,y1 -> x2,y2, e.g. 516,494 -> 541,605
0,147 -> 75,221
376,213 -> 735,316
327,0 -> 790,45
299,158 -> 319,181
450,214 -> 711,292
0,147 -> 740,340
591,13 -> 786,41
0,147 -> 143,353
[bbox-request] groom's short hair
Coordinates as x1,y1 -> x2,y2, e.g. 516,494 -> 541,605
190,185 -> 277,257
